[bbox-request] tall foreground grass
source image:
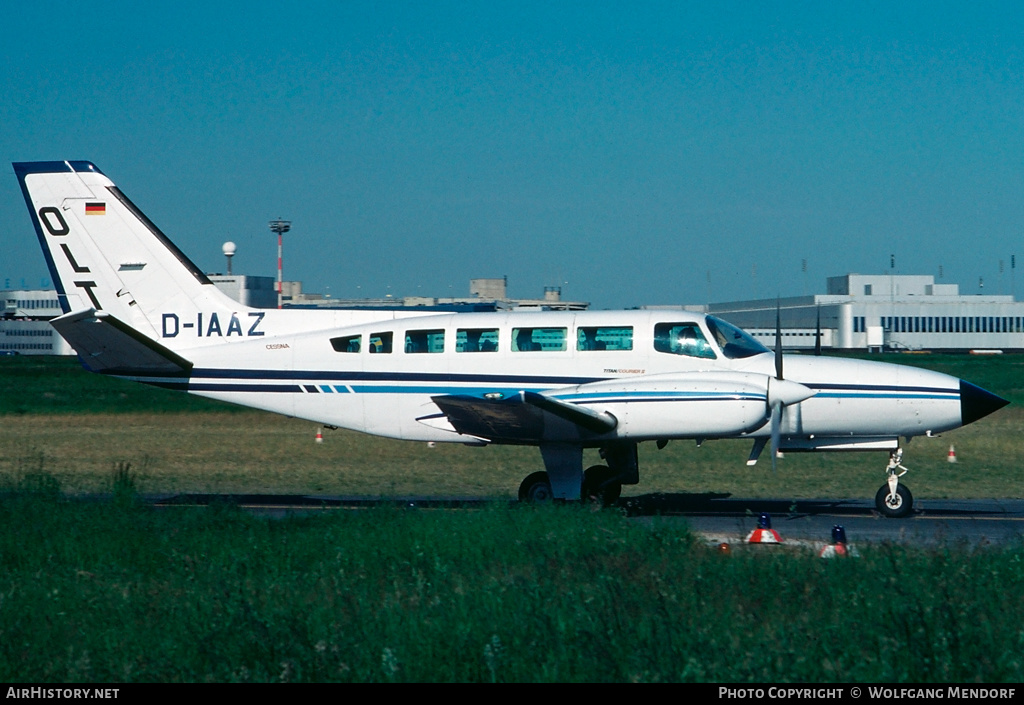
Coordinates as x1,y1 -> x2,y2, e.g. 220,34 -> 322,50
1,495 -> 1022,682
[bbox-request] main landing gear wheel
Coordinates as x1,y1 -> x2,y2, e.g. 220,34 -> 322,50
581,465 -> 622,507
875,483 -> 913,519
518,471 -> 553,503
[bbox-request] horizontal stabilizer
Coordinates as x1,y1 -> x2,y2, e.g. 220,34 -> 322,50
50,309 -> 192,375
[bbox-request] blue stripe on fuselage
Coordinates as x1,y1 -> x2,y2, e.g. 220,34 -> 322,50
122,370 -> 960,402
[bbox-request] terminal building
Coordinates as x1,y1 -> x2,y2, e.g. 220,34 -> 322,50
1,289 -> 73,355
706,274 -> 1024,352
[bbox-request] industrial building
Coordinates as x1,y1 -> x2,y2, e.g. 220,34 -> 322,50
276,276 -> 588,311
706,274 -> 1024,352
1,289 -> 73,355
208,275 -> 278,309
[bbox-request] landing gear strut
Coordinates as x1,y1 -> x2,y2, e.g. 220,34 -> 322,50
581,465 -> 622,507
875,448 -> 914,518
517,442 -> 637,505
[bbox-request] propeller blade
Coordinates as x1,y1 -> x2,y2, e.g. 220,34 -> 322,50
815,306 -> 822,356
770,400 -> 782,473
774,300 -> 783,380
763,377 -> 814,472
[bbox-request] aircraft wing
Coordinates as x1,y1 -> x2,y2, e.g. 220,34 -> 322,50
431,370 -> 814,444
430,391 -> 617,443
50,308 -> 193,376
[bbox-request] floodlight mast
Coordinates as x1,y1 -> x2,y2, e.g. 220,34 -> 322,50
269,219 -> 291,309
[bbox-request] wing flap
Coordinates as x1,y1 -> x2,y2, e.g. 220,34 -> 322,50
50,308 -> 192,375
430,391 -> 617,442
430,393 -> 545,442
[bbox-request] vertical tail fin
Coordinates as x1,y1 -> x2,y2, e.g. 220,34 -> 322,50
14,161 -> 246,348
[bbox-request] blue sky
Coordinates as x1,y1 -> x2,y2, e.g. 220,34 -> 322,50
3,1 -> 1023,308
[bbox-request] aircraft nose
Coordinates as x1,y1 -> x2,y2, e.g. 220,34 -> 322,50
960,380 -> 1009,426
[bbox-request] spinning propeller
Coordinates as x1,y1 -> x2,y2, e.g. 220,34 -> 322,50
770,304 -> 785,472
748,302 -> 816,470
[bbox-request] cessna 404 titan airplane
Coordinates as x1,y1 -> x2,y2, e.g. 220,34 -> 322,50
14,161 -> 1009,517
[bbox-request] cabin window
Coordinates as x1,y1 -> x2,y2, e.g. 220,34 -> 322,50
405,329 -> 445,353
369,332 -> 393,354
456,328 -> 499,352
330,334 -> 361,353
653,322 -> 716,359
577,326 -> 633,351
512,327 -> 567,352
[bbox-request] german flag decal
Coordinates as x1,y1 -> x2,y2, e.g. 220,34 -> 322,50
85,202 -> 106,215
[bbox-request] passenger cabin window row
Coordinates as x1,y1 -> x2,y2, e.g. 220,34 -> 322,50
328,318 -> 768,360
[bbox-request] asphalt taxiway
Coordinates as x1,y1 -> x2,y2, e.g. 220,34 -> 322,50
622,495 -> 1024,548
146,494 -> 1024,547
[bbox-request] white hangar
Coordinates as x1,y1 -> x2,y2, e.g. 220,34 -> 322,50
707,274 -> 1024,352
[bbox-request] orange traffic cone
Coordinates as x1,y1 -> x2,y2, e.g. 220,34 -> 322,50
315,428 -> 323,443
947,445 -> 957,463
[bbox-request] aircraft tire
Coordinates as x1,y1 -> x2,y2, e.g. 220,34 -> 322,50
518,472 -> 553,503
875,483 -> 913,518
582,465 -> 622,507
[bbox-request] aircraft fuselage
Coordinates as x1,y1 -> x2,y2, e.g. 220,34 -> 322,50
118,308 -> 975,449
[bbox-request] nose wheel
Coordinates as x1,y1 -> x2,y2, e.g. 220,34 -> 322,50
875,448 -> 914,518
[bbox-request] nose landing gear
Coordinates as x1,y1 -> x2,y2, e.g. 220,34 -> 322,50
875,448 -> 914,518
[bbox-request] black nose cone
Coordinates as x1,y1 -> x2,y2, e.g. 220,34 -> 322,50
960,381 -> 1010,426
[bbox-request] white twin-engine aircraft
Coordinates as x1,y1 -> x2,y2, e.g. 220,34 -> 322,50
14,161 -> 1009,517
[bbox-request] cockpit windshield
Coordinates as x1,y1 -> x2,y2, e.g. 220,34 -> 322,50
704,316 -> 770,359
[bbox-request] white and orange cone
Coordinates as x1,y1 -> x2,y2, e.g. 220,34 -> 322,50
947,445 -> 957,463
745,512 -> 783,544
820,525 -> 858,558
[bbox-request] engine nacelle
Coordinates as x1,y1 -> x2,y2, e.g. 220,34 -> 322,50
550,371 -> 795,440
